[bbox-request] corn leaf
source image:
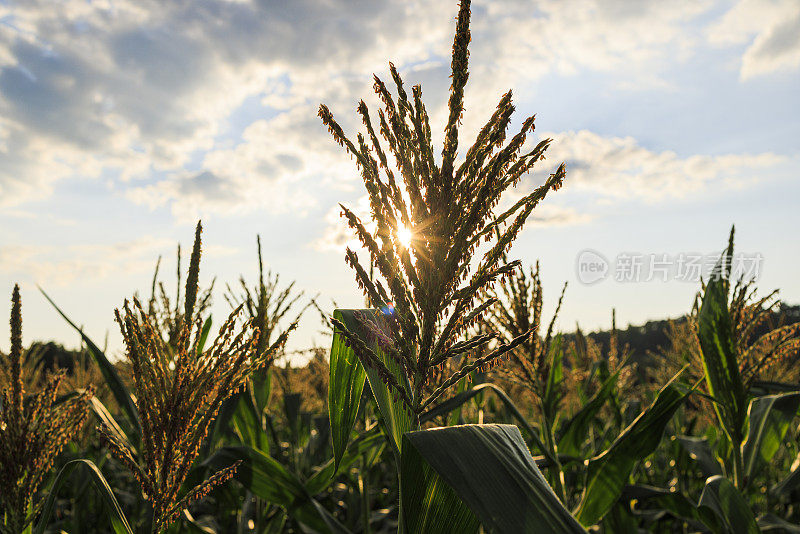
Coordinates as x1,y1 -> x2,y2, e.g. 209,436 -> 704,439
401,424 -> 586,533
742,392 -> 800,482
420,382 -> 553,463
89,396 -> 136,455
677,436 -> 723,477
34,459 -> 133,534
202,446 -> 304,507
197,315 -> 213,353
772,452 -> 800,497
39,287 -> 141,436
201,446 -> 349,534
231,394 -> 269,453
542,336 -> 564,424
333,309 -> 414,459
558,364 -> 625,458
401,436 -> 480,534
696,234 -> 746,440
698,475 -> 759,534
306,429 -> 386,495
575,371 -> 690,526
329,309 -> 369,470
619,484 -> 723,532
757,514 -> 800,533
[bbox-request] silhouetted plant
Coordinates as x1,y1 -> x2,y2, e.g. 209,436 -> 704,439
319,0 -> 565,418
0,286 -> 93,533
98,223 -> 292,533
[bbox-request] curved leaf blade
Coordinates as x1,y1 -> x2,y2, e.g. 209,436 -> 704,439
329,309 -> 368,470
558,364 -> 625,458
696,233 -> 746,438
698,475 -> 759,534
402,424 -> 586,534
421,382 -> 554,464
34,459 -> 133,534
575,371 -> 690,526
677,435 -> 723,477
401,438 -> 480,534
742,392 -> 800,481
39,287 -> 141,436
333,309 -> 414,459
202,446 -> 349,534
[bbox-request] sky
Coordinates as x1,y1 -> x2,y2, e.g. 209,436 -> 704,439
0,0 -> 798,361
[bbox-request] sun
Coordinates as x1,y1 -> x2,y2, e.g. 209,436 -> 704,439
397,226 -> 413,247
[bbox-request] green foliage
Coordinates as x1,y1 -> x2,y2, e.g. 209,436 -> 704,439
402,425 -> 585,534
4,2 -> 800,533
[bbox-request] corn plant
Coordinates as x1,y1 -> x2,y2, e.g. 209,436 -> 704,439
617,228 -> 800,532
92,222 -> 296,532
0,286 -> 93,533
322,1 -> 593,532
144,243 -> 215,351
323,0 -> 563,437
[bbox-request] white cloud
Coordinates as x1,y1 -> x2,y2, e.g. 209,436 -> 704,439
313,196 -> 372,253
540,129 -> 787,200
0,0 -> 454,208
1,0 -> 796,219
0,237 -> 172,286
0,0 -> 729,215
708,0 -> 800,79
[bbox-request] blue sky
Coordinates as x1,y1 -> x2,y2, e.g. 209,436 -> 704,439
1,0 -> 798,360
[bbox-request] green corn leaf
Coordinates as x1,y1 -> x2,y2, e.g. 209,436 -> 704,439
558,364 -> 626,458
333,309 -> 415,459
284,392 -> 303,441
181,510 -> 216,534
696,230 -> 746,440
698,475 -> 759,534
34,459 -> 133,534
306,429 -> 386,495
421,382 -> 553,464
619,485 -> 723,532
329,309 -> 368,470
542,335 -> 564,425
677,436 -> 723,477
252,368 -> 273,414
197,315 -> 213,353
401,424 -> 586,534
232,394 -> 269,452
575,370 -> 690,526
39,287 -> 141,436
203,446 -> 302,506
757,514 -> 800,533
89,396 -> 136,455
741,392 -> 800,482
772,452 -> 800,496
401,439 -> 480,534
202,446 -> 350,534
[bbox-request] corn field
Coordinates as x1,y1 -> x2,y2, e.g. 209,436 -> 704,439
2,1 -> 799,533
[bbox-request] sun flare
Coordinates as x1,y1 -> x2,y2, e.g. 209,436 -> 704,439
397,226 -> 413,247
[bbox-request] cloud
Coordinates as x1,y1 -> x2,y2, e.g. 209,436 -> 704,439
539,130 -> 787,201
0,0 -> 734,215
528,204 -> 593,227
0,0 -> 457,208
0,237 -> 173,286
708,0 -> 800,79
313,196 -> 372,253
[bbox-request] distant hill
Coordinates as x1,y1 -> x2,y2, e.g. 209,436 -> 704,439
567,302 -> 800,372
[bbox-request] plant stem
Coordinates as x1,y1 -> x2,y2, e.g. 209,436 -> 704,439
542,411 -> 568,504
732,437 -> 744,489
359,455 -> 371,534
